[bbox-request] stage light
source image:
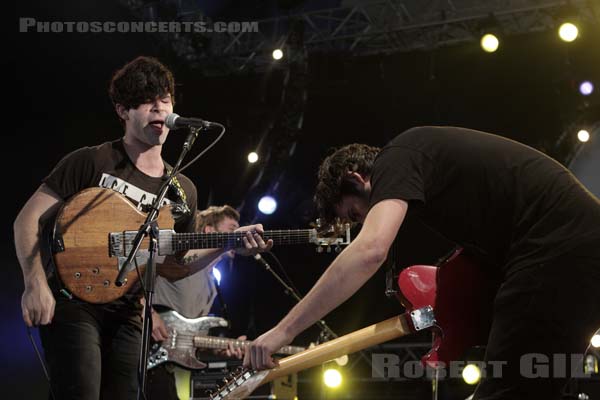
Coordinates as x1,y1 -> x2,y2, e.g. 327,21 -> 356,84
212,267 -> 221,285
462,364 -> 482,385
480,33 -> 499,53
577,130 -> 590,143
323,368 -> 342,388
579,81 -> 594,96
335,355 -> 349,366
247,152 -> 259,163
272,49 -> 283,60
592,331 -> 600,348
558,22 -> 579,42
258,196 -> 277,215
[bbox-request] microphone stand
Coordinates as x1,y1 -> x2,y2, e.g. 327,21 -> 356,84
254,253 -> 374,368
114,127 -> 201,400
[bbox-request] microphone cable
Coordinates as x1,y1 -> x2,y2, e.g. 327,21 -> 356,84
26,326 -> 56,400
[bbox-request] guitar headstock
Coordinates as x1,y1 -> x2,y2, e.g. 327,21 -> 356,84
208,367 -> 268,400
309,218 -> 352,252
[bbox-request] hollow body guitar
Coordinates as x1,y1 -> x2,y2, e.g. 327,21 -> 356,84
147,311 -> 305,370
51,187 -> 351,303
209,249 -> 492,399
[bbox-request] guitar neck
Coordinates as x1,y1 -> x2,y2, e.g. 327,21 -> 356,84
262,313 -> 413,383
193,336 -> 304,356
170,229 -> 315,252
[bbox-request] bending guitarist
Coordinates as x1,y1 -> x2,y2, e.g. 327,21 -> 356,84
147,205 -> 255,400
13,56 -> 271,400
244,127 -> 600,400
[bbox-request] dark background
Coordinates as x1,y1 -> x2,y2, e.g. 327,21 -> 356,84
7,0 -> 600,398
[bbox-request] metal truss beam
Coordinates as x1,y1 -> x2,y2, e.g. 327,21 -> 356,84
119,0 -> 599,72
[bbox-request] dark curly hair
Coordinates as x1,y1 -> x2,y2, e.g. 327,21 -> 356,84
314,143 -> 381,221
108,56 -> 175,119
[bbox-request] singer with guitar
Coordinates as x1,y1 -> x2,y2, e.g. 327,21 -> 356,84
14,56 -> 271,400
245,127 -> 600,400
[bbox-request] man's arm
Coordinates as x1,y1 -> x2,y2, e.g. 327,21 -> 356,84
244,199 -> 408,370
14,184 -> 64,327
160,224 -> 274,281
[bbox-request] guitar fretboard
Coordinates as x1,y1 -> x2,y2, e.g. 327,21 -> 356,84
193,336 -> 304,356
170,229 -> 314,252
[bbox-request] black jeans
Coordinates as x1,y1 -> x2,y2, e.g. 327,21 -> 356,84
39,296 -> 143,400
473,251 -> 600,400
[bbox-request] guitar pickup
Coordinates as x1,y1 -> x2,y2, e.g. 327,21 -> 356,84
109,229 -> 176,257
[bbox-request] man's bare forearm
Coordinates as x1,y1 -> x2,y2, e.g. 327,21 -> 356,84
14,218 -> 47,287
161,248 -> 227,281
276,239 -> 386,339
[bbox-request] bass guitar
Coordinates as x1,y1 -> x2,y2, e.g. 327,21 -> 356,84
147,310 -> 305,370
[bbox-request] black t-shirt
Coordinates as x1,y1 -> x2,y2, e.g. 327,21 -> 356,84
369,126 -> 600,275
43,138 -> 198,303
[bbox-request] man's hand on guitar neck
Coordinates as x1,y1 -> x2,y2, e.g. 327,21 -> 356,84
216,335 -> 247,359
243,326 -> 291,370
233,224 -> 273,257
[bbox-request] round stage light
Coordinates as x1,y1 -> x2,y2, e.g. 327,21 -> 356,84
462,364 -> 482,385
247,152 -> 259,163
559,22 -> 579,42
591,333 -> 600,348
272,49 -> 283,60
323,368 -> 342,388
335,354 -> 349,366
480,34 -> 499,53
258,196 -> 277,215
577,130 -> 590,143
579,81 -> 594,96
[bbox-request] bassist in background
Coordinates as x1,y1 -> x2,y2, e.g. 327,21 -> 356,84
245,127 -> 600,400
147,205 -> 255,400
13,56 -> 270,400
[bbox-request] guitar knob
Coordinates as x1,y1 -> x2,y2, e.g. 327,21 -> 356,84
316,246 -> 323,253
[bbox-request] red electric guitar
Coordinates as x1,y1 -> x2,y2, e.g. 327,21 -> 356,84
208,247 -> 495,399
396,247 -> 495,367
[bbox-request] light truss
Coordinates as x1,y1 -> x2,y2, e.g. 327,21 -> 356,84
119,0 -> 600,73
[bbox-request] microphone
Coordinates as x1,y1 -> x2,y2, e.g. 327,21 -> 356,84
165,113 -> 214,130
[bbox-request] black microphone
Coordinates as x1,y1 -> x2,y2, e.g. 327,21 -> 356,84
165,113 -> 214,130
